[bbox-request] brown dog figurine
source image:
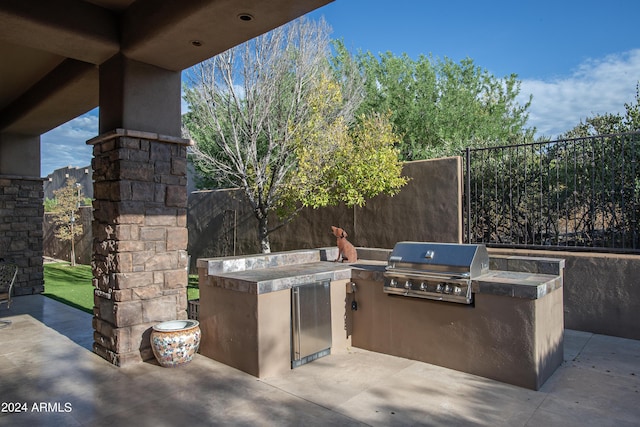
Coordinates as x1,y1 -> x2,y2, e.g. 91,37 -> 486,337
331,226 -> 357,263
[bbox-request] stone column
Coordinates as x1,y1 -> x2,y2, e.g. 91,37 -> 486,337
0,131 -> 44,295
0,175 -> 44,295
89,129 -> 190,366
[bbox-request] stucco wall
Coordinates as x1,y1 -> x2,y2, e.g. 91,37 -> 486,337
187,157 -> 463,267
43,206 -> 93,265
198,273 -> 352,378
50,176 -> 392,267
348,272 -> 563,390
272,157 -> 463,251
489,248 -> 640,340
188,188 -> 260,262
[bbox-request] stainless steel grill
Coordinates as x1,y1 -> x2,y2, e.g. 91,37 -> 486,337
383,242 -> 489,304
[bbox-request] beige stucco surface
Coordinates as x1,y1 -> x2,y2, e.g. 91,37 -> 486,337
490,248 -> 640,340
350,277 -> 564,390
257,290 -> 291,378
186,157 -> 639,342
271,157 -> 463,251
197,248 -> 564,389
198,271 -> 352,378
198,278 -> 260,377
0,0 -> 333,137
188,157 -> 463,261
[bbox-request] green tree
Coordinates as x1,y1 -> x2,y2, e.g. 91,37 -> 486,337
43,197 -> 58,213
50,178 -> 84,266
352,52 -> 535,160
183,18 -> 406,253
287,77 -> 406,209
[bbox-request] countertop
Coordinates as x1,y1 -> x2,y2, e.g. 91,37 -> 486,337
200,257 -> 562,300
472,270 -> 563,299
201,261 -> 354,294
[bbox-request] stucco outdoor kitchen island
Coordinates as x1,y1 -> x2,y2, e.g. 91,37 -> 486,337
196,247 -> 565,390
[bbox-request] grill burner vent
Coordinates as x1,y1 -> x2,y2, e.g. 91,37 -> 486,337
384,242 -> 489,304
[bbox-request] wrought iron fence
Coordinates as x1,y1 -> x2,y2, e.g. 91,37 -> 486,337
464,132 -> 640,253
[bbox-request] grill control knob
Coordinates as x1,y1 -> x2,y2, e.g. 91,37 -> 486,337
404,280 -> 412,290
436,283 -> 443,293
420,282 -> 427,291
389,279 -> 397,287
444,284 -> 452,294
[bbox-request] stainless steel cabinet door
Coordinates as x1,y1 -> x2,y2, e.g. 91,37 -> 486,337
292,280 -> 332,364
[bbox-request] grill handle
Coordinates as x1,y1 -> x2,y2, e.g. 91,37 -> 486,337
383,270 -> 471,283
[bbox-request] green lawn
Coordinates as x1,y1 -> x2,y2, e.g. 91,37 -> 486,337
43,262 -> 200,314
43,263 -> 94,313
188,275 -> 200,300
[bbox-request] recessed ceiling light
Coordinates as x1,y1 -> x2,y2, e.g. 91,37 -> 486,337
238,13 -> 253,22
190,40 -> 203,47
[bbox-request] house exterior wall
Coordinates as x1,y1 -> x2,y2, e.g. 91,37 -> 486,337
43,166 -> 93,200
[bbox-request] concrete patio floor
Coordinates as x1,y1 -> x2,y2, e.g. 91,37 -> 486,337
1,295 -> 638,426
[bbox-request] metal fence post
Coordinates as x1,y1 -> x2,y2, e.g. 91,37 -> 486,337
465,147 -> 471,244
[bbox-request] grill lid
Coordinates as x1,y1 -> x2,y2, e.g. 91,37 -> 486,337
387,242 -> 489,278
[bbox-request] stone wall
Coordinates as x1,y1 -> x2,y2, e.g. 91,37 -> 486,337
0,175 -> 44,295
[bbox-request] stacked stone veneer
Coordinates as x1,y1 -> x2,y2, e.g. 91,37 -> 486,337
0,176 -> 44,295
89,129 -> 191,366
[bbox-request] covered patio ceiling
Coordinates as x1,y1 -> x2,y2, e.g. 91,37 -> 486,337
0,0 -> 332,136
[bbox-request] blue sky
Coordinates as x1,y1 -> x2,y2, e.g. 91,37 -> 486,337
41,0 -> 640,176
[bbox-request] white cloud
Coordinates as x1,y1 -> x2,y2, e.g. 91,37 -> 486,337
40,110 -> 98,176
519,49 -> 640,139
